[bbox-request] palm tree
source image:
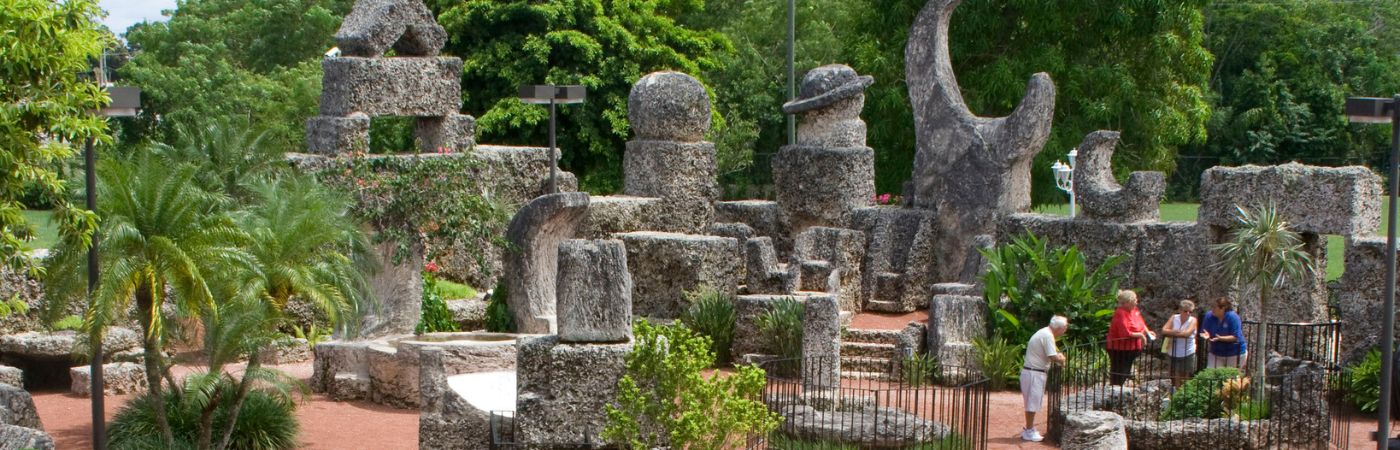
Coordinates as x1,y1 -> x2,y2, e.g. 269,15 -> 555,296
1212,202 -> 1313,399
153,117 -> 288,206
44,154 -> 250,447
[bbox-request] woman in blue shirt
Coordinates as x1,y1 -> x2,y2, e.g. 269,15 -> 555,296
1199,297 -> 1247,369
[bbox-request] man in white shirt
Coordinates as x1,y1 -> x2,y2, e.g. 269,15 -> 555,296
1020,315 -> 1068,442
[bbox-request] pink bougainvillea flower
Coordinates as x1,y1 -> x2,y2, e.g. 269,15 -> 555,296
424,261 -> 440,273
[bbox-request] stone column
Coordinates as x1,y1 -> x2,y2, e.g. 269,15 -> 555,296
624,72 -> 719,233
773,65 -> 876,233
802,295 -> 841,390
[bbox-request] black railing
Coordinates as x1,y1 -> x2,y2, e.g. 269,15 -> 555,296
758,356 -> 989,449
1046,320 -> 1349,449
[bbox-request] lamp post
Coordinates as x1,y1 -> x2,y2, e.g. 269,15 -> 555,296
519,85 -> 586,194
1051,149 -> 1078,218
87,85 -> 140,450
1348,95 -> 1400,450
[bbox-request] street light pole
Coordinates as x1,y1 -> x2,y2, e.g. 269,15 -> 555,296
519,84 -> 585,195
548,96 -> 558,194
787,0 -> 796,146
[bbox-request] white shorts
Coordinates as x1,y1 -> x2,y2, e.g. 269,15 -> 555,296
1207,352 -> 1247,370
1021,368 -> 1048,412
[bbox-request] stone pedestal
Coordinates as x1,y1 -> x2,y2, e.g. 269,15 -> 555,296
801,295 -> 841,390
623,141 -> 717,233
616,232 -> 741,319
927,294 -> 985,372
772,145 -> 874,231
515,336 -> 630,445
503,192 -> 591,334
556,240 -> 633,343
362,241 -> 423,337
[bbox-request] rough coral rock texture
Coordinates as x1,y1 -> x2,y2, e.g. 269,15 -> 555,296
1266,354 -> 1330,447
707,222 -> 755,279
715,200 -> 791,257
0,367 -> 18,389
628,71 -> 711,142
0,424 -> 52,450
0,384 -> 40,430
0,328 -> 138,361
623,140 -> 717,233
335,0 -> 446,57
1199,163 -> 1381,236
503,192 -> 591,334
305,113 -> 370,155
801,295 -> 841,389
361,241 -> 423,337
772,146 -> 874,232
769,399 -> 949,447
745,237 -> 797,295
418,347 -> 493,450
555,239 -> 633,343
259,338 -> 312,365
319,57 -> 462,117
311,341 -> 370,396
576,195 -> 660,239
793,227 -> 865,311
616,232 -> 741,319
905,0 -> 1055,281
1338,236 -> 1399,361
927,294 -> 984,371
415,114 -> 475,153
785,65 -> 874,148
1073,131 -> 1164,223
1062,411 -> 1128,450
732,293 -> 826,360
70,362 -> 146,397
852,207 -> 939,312
515,336 -> 629,445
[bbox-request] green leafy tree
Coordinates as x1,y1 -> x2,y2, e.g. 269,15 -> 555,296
0,0 -> 109,273
603,319 -> 780,449
44,155 -> 250,447
117,0 -> 350,152
428,0 -> 732,192
1212,202 -> 1313,397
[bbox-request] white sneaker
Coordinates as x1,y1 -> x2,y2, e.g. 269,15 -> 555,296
1021,428 -> 1044,442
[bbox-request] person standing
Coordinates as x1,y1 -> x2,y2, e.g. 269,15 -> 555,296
1201,297 -> 1248,369
1021,315 -> 1068,442
1160,299 -> 1199,385
1106,290 -> 1153,386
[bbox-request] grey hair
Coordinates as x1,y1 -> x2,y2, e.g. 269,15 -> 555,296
1049,315 -> 1069,331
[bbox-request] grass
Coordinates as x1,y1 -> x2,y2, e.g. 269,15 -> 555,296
1031,201 -> 1397,281
20,210 -> 58,250
434,279 -> 477,300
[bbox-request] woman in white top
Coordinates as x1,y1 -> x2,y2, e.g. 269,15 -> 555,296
1159,299 -> 1198,386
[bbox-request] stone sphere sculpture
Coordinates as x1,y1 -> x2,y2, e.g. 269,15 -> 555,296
628,71 -> 711,142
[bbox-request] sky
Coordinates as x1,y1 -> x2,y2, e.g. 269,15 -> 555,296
99,0 -> 176,36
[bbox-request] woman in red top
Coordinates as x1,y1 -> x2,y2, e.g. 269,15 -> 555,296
1106,290 -> 1153,385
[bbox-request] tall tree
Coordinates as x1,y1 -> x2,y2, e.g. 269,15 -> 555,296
0,0 -> 109,273
428,0 -> 732,192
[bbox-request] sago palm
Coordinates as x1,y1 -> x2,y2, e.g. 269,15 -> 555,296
44,154 -> 250,447
154,117 -> 287,206
1212,202 -> 1313,398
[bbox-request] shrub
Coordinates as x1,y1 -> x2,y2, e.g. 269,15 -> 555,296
603,320 -> 780,449
1342,349 -> 1382,412
415,270 -> 459,334
292,324 -> 330,348
1232,398 -> 1270,420
900,352 -> 941,387
484,279 -> 514,333
972,336 -> 1023,390
768,433 -> 972,450
51,314 -> 83,331
1060,344 -> 1109,387
680,287 -> 737,367
1160,367 -> 1242,420
109,380 -> 299,450
756,297 -> 805,376
981,233 -> 1123,345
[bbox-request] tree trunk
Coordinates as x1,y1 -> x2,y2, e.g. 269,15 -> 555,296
1254,283 -> 1270,403
135,281 -> 176,447
194,384 -> 223,450
215,352 -> 261,450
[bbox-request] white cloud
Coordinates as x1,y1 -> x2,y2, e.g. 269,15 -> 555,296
99,0 -> 177,36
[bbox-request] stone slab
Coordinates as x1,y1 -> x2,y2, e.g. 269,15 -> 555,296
319,57 -> 462,117
415,114 -> 475,153
0,328 -> 139,361
305,113 -> 370,155
577,195 -> 660,240
556,239 -> 633,343
1199,163 -> 1381,236
335,0 -> 446,57
69,362 -> 146,397
616,232 -> 741,319
515,336 -> 630,445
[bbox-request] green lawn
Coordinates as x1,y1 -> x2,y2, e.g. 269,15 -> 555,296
20,210 -> 58,250
434,279 -> 478,300
1030,202 -> 1394,281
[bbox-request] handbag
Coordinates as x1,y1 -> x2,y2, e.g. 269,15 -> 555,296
1160,336 -> 1171,355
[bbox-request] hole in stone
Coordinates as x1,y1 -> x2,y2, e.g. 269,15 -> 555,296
2,356 -> 74,391
370,116 -> 416,154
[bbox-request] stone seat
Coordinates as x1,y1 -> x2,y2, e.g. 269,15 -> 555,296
70,363 -> 145,397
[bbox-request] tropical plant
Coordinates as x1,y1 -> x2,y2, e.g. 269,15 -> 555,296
900,352 -> 941,387
51,314 -> 83,332
0,0 -> 109,275
1161,367 -> 1242,420
680,287 -> 737,367
484,279 -> 513,333
972,336 -> 1023,391
150,118 -> 289,205
602,320 -> 780,449
44,155 -> 249,446
292,324 -> 331,349
1342,349 -> 1383,412
416,263 -> 459,334
1232,398 -> 1270,421
1060,344 -> 1110,387
433,279 -> 477,300
108,378 -> 300,450
756,297 -> 805,372
981,233 -> 1123,345
1212,202 -> 1313,398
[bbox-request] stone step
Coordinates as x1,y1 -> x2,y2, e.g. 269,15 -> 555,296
840,342 -> 898,359
864,299 -> 916,313
841,370 -> 892,381
844,328 -> 903,346
840,356 -> 893,374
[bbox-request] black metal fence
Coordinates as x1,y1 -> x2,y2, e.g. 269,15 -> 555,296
1046,320 -> 1349,449
757,356 -> 990,449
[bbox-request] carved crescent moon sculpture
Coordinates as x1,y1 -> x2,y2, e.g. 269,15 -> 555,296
905,0 -> 1056,281
1073,131 -> 1165,223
